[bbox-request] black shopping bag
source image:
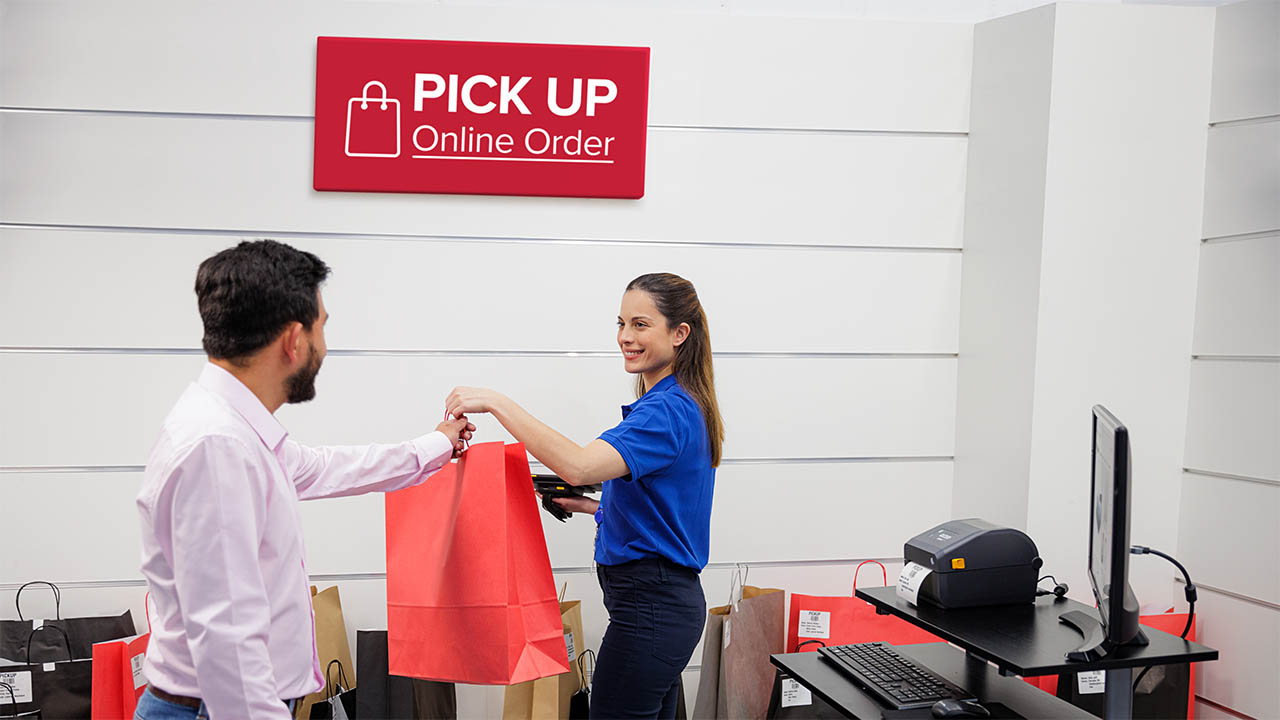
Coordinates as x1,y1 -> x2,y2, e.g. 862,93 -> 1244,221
0,582 -> 134,662
0,625 -> 93,719
310,660 -> 358,720
355,630 -> 456,720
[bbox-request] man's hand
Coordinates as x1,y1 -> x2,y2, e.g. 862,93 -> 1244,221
436,416 -> 476,458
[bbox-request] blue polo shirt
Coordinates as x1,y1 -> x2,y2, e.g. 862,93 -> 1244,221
596,374 -> 716,571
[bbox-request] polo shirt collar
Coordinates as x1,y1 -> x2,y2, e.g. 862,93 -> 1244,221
197,362 -> 289,452
621,374 -> 679,417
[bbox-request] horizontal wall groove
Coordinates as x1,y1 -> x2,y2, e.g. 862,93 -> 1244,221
1183,468 -> 1280,488
1175,577 -> 1280,612
0,106 -> 967,138
1191,354 -> 1280,362
1208,113 -> 1280,128
1202,229 -> 1280,244
0,457 -> 951,474
0,556 -> 904,591
0,222 -> 964,254
0,346 -> 957,360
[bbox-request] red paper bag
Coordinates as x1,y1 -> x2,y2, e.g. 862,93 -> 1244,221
90,633 -> 148,719
787,561 -> 941,651
386,441 -> 570,685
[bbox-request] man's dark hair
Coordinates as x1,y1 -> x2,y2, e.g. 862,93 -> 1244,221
195,240 -> 331,363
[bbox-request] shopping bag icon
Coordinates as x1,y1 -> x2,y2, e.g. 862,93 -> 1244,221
345,80 -> 400,158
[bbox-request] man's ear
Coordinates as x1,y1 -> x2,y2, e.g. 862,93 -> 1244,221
282,322 -> 305,364
672,322 -> 691,347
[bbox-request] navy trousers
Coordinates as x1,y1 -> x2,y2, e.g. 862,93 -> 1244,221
590,557 -> 706,719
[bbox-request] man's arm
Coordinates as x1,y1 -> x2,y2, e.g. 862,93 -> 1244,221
165,437 -> 290,720
283,434 -> 452,501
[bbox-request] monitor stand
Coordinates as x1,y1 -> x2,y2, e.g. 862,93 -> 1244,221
1059,610 -> 1149,662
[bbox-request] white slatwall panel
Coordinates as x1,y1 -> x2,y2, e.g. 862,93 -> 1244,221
0,228 -> 962,353
1208,0 -> 1280,124
1183,359 -> 1280,481
1,462 -> 950,584
1202,120 -> 1280,239
0,1 -> 972,132
1192,236 -> 1280,357
0,353 -> 958,467
0,3 -> 973,717
1192,589 -> 1280,720
1177,473 -> 1280,605
1181,3 -> 1280,717
0,113 -> 968,249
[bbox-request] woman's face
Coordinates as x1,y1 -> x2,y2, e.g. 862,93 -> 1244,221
617,289 -> 686,376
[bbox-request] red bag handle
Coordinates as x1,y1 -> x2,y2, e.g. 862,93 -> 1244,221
852,561 -> 888,595
144,592 -> 153,633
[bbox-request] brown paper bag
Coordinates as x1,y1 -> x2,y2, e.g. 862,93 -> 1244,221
692,585 -> 785,720
503,599 -> 585,719
295,586 -> 356,720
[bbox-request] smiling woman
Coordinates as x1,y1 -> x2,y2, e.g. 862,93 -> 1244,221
443,273 -> 722,719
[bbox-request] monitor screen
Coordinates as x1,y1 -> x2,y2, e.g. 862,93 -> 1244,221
1090,417 -> 1118,627
1088,405 -> 1140,645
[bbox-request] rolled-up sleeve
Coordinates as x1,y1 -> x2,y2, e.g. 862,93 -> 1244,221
281,432 -> 454,501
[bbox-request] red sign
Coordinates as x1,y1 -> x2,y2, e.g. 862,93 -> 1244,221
314,37 -> 650,199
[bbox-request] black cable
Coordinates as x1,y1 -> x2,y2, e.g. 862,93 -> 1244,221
1129,545 -> 1197,690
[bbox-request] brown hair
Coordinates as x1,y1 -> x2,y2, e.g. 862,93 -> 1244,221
626,273 -> 725,467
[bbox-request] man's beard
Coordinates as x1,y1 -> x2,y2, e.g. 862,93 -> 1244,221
285,340 -> 323,404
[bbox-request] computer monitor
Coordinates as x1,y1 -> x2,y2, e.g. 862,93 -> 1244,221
1060,405 -> 1147,661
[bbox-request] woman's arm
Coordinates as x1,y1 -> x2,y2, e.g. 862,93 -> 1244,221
446,387 -> 629,486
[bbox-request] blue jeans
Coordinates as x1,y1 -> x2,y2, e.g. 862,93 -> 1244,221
134,688 -> 295,720
134,688 -> 207,720
591,557 -> 706,719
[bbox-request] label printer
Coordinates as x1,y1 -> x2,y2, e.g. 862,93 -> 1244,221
903,518 -> 1042,608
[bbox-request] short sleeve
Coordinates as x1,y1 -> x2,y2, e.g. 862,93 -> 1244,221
599,398 -> 683,480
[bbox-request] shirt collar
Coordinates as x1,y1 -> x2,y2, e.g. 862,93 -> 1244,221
621,374 -> 679,417
197,362 -> 289,452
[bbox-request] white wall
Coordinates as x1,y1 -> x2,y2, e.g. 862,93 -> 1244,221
0,1 -> 970,715
1179,1 -> 1280,718
957,1 -> 1215,616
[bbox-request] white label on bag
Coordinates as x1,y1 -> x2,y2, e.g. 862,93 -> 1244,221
131,653 -> 147,689
1077,670 -> 1106,694
564,632 -> 577,664
781,679 -> 812,707
896,562 -> 932,606
0,671 -> 33,703
723,619 -> 731,649
798,610 -> 831,639
42,663 -> 55,672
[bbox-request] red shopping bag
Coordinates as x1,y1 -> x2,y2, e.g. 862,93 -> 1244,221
90,596 -> 150,720
344,80 -> 401,158
787,561 -> 941,651
385,441 -> 570,685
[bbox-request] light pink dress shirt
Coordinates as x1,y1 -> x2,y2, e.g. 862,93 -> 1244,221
137,363 -> 452,719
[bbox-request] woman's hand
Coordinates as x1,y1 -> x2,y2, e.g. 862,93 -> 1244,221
445,386 -> 507,420
547,495 -> 599,516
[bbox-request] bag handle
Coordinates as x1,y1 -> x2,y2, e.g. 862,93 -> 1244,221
576,648 -> 596,690
558,583 -> 568,604
324,659 -> 350,700
0,681 -> 16,717
144,592 -> 154,634
27,623 -> 72,664
15,581 -> 61,621
852,561 -> 888,595
359,81 -> 391,110
727,563 -> 750,606
796,640 -> 828,651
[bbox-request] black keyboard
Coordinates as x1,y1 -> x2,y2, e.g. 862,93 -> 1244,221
817,642 -> 976,710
